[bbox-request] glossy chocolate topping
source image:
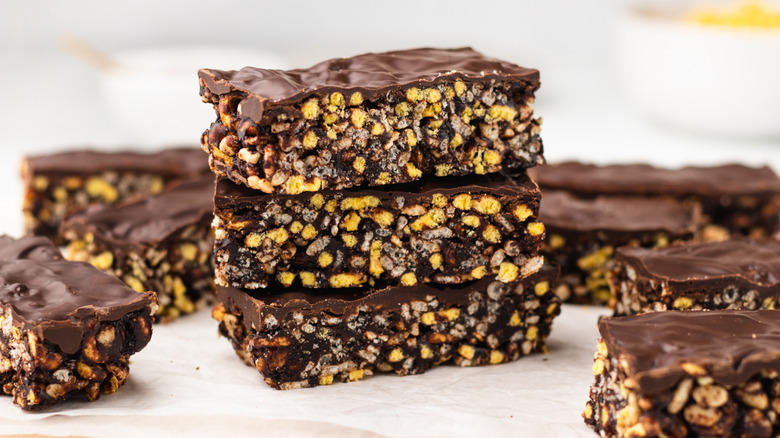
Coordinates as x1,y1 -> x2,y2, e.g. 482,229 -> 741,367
539,191 -> 699,234
218,264 -> 558,332
215,171 -> 538,208
0,235 -> 63,262
64,175 -> 215,246
199,47 -> 540,123
0,236 -> 154,354
616,239 -> 780,289
599,310 -> 780,393
24,147 -> 208,177
530,162 -> 780,197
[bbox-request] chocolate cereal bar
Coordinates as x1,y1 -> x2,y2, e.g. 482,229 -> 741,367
610,238 -> 780,316
22,147 -> 209,244
62,176 -> 215,322
540,191 -> 699,305
213,173 -> 545,289
586,310 -> 780,437
213,263 -> 559,390
199,47 -> 543,194
0,236 -> 156,410
530,162 -> 780,238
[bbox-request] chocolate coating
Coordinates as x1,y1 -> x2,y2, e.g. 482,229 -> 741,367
599,310 -> 780,393
530,162 -> 780,197
616,239 -> 780,291
218,264 -> 558,332
215,171 -> 537,209
63,175 -> 215,248
540,191 -> 699,235
199,47 -> 540,124
0,236 -> 155,354
24,147 -> 208,177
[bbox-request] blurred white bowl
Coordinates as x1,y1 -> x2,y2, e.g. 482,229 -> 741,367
99,46 -> 289,146
614,5 -> 780,138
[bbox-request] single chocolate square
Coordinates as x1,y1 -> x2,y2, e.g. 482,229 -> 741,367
539,191 -> 699,305
213,172 -> 545,289
0,236 -> 156,410
61,176 -> 215,322
199,47 -> 543,194
611,238 -> 780,316
214,263 -> 559,389
530,162 -> 780,238
22,147 -> 210,244
586,310 -> 780,437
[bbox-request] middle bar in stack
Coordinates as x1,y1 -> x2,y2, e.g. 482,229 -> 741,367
213,173 -> 545,290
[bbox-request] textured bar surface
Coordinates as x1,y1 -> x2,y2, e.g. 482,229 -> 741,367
539,191 -> 699,305
214,173 -> 545,289
199,47 -> 543,194
611,239 -> 780,316
22,147 -> 209,244
530,162 -> 780,238
213,263 -> 560,390
62,176 -> 215,322
586,310 -> 780,437
0,236 -> 156,410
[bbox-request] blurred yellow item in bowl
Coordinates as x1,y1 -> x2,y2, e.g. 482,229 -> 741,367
688,0 -> 780,29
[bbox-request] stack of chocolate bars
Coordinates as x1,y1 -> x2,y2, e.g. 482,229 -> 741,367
198,47 -> 563,389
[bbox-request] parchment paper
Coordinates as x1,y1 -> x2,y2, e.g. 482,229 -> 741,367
0,304 -> 610,437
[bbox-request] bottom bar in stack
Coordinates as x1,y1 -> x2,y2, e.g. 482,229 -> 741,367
213,263 -> 560,389
586,310 -> 780,438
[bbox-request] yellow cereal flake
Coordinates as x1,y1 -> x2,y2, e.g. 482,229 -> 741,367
85,177 -> 118,203
309,193 -> 325,209
349,92 -> 363,106
351,108 -> 368,129
458,345 -> 475,360
470,266 -> 486,279
369,240 -> 384,277
372,210 -> 394,228
330,273 -> 365,288
429,253 -> 443,269
342,234 -> 358,247
284,175 -> 322,195
371,122 -> 385,136
300,271 -> 317,287
474,196 -> 501,215
301,224 -> 318,240
340,211 -> 362,231
395,102 -> 411,117
405,128 -> 417,147
513,204 -> 533,221
279,272 -> 296,286
330,92 -> 345,107
303,131 -> 319,149
245,233 -> 263,248
405,162 -> 423,178
318,252 -> 334,268
435,164 -> 452,176
489,350 -> 505,365
454,80 -> 467,97
483,149 -> 501,166
89,251 -> 114,270
324,199 -> 338,213
400,272 -> 418,286
450,133 -> 463,148
527,222 -> 545,237
377,172 -> 392,185
462,215 -> 480,228
431,193 -> 447,208
498,262 -> 519,283
410,208 -> 446,231
509,310 -> 522,327
482,225 -> 501,243
301,99 -> 319,119
406,87 -> 423,102
388,347 -> 405,362
534,281 -> 550,296
289,221 -> 304,234
487,105 -> 518,122
352,156 -> 366,174
452,194 -> 472,210
426,88 -> 442,103
421,345 -> 434,359
341,196 -> 380,211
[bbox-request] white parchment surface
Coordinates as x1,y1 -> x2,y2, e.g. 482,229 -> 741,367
0,304 -> 610,438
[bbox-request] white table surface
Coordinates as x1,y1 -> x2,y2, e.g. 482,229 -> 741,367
0,45 -> 779,438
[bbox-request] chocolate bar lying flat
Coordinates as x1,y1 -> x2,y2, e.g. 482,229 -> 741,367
213,263 -> 559,389
586,310 -> 780,437
0,236 -> 156,410
62,176 -> 215,322
213,173 -> 545,289
22,147 -> 209,244
540,191 -> 699,305
199,47 -> 543,195
530,162 -> 780,238
611,239 -> 780,316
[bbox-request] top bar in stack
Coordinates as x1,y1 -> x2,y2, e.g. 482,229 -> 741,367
22,147 -> 210,244
529,162 -> 780,238
198,47 -> 543,194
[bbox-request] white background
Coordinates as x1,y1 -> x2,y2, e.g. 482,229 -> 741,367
0,1 -> 779,437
